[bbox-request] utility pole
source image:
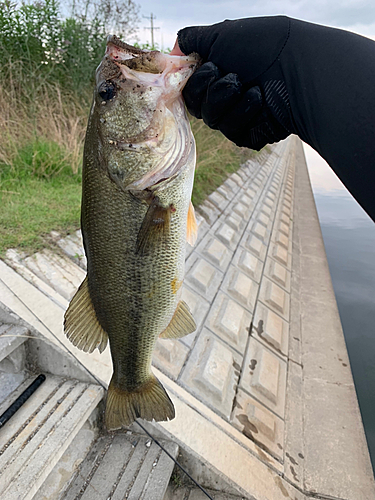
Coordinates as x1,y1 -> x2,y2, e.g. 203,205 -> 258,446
143,13 -> 160,48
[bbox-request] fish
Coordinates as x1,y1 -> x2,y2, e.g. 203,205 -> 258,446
64,36 -> 200,430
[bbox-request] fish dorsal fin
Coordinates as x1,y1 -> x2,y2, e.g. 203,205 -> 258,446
187,201 -> 198,246
159,300 -> 196,339
136,197 -> 171,255
64,276 -> 108,354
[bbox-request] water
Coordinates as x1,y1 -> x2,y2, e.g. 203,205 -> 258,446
304,144 -> 375,470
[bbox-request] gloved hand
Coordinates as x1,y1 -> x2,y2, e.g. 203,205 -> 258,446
172,17 -> 375,222
173,17 -> 296,150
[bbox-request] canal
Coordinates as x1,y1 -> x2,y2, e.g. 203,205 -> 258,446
304,144 -> 375,470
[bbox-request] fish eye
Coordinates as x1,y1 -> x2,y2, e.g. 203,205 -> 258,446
98,81 -> 116,101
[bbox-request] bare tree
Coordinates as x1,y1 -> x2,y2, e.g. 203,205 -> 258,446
68,0 -> 140,39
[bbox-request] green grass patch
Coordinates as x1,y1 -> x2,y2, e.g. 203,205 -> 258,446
0,177 -> 81,255
191,119 -> 256,207
0,139 -> 82,256
0,120 -> 261,257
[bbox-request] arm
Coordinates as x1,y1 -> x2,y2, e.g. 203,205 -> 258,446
175,17 -> 375,220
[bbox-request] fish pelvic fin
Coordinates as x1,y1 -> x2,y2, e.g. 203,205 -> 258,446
136,197 -> 171,256
159,300 -> 196,339
187,201 -> 198,246
105,375 -> 175,430
64,276 -> 108,354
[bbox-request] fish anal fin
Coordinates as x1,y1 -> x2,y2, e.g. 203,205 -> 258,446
64,276 -> 108,354
159,300 -> 196,339
187,201 -> 198,246
105,375 -> 175,430
136,197 -> 171,255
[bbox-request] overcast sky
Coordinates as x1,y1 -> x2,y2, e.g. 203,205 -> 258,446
134,0 -> 375,50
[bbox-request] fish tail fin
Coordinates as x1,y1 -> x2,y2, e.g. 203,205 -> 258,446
105,375 -> 175,430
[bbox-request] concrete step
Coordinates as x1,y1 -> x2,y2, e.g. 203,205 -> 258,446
36,408 -> 100,500
0,321 -> 29,365
164,483 -> 247,500
22,248 -> 85,300
5,249 -> 68,310
0,315 -> 30,404
0,374 -> 104,500
61,433 -> 178,500
52,230 -> 87,271
0,376 -> 35,417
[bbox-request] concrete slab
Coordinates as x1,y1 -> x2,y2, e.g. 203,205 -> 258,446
258,276 -> 290,322
240,337 -> 287,419
196,234 -> 232,272
37,420 -> 98,500
283,361 -> 304,486
0,375 -> 104,500
197,200 -> 220,226
205,291 -> 251,354
153,338 -> 190,380
242,233 -> 267,262
213,220 -> 242,251
231,247 -> 263,284
252,302 -> 289,358
303,378 -> 374,499
55,231 -> 87,270
231,388 -> 285,462
0,323 -> 29,364
184,256 -> 224,302
23,249 -> 85,300
180,329 -> 242,419
62,433 -> 178,500
264,256 -> 291,292
5,249 -> 68,309
221,266 -> 259,314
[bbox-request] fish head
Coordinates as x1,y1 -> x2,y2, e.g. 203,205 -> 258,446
91,36 -> 200,190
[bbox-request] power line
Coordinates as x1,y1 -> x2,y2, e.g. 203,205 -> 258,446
143,13 -> 160,48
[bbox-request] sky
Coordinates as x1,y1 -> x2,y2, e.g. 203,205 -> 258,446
134,0 -> 375,50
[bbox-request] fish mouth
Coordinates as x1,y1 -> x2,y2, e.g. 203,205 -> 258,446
105,35 -> 155,68
105,35 -> 200,84
106,35 -> 144,56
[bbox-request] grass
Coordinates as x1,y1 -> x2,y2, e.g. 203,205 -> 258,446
191,119 -> 256,206
0,84 -> 258,257
1,177 -> 81,252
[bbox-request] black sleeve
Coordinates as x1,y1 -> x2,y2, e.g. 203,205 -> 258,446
178,17 -> 375,221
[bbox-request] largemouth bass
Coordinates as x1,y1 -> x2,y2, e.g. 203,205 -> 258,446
64,36 -> 200,430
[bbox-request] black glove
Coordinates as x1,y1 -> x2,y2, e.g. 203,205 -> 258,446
177,17 -> 295,150
177,16 -> 375,222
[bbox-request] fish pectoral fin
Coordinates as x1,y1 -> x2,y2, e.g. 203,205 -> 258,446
136,197 -> 171,255
64,276 -> 108,354
187,200 -> 198,246
159,300 -> 196,339
105,375 -> 175,430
